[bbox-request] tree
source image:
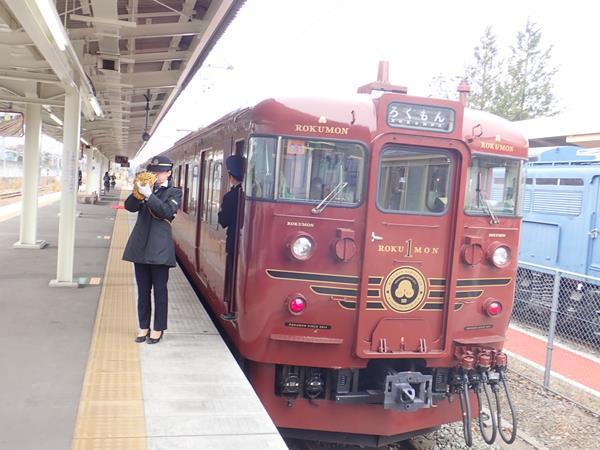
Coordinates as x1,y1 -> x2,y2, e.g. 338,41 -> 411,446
493,19 -> 559,120
428,73 -> 463,100
465,27 -> 502,112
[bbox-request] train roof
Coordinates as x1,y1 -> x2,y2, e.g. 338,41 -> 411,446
168,94 -> 528,159
527,160 -> 600,176
250,95 -> 528,159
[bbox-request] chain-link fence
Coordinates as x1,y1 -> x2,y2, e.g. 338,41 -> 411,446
513,261 -> 600,388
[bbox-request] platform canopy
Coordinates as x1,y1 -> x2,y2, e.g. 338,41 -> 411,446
513,115 -> 600,149
0,0 -> 243,160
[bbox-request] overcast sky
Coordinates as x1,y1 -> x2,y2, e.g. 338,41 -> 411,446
131,0 -> 600,164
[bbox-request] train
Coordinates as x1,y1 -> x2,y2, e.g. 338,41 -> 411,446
517,145 -> 600,345
163,64 -> 527,446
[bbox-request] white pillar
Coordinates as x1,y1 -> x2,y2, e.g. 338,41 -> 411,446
84,146 -> 94,195
89,149 -> 100,197
96,151 -> 103,195
50,90 -> 81,288
14,103 -> 47,249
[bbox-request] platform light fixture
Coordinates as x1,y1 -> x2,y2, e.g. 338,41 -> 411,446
89,96 -> 103,117
49,113 -> 63,126
80,137 -> 91,146
34,0 -> 68,51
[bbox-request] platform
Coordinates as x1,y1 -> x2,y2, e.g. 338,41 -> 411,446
0,190 -> 286,450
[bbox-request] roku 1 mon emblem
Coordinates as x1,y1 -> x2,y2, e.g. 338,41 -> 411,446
377,239 -> 439,257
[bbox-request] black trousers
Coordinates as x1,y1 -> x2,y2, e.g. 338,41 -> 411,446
134,263 -> 170,331
224,251 -> 234,304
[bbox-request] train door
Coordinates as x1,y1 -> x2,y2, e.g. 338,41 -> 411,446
198,149 -> 226,300
355,141 -> 457,357
587,176 -> 600,277
223,138 -> 246,315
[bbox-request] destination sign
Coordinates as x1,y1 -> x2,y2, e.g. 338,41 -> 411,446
387,102 -> 455,133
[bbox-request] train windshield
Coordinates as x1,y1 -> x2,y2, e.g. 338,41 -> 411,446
464,156 -> 524,217
377,146 -> 452,214
277,138 -> 365,205
245,136 -> 365,206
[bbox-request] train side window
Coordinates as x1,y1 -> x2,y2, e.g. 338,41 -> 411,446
246,136 -> 277,199
559,178 -> 583,186
182,164 -> 189,213
536,178 -> 558,185
526,178 -> 533,185
201,153 -> 212,223
187,164 -> 199,216
202,150 -> 223,227
378,147 -> 451,214
173,166 -> 179,187
235,139 -> 245,157
210,159 -> 222,227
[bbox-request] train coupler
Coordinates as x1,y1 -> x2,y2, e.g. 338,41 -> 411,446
383,371 -> 433,412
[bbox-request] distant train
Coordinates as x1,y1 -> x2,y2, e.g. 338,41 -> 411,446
517,145 -> 600,344
162,64 -> 526,446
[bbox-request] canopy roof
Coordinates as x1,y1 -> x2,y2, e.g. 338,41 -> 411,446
0,0 -> 243,159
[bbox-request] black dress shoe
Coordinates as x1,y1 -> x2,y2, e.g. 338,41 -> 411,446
220,312 -> 237,322
135,330 -> 150,343
147,331 -> 164,344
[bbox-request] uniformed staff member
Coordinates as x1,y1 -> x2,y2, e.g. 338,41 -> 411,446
123,155 -> 182,344
218,155 -> 245,321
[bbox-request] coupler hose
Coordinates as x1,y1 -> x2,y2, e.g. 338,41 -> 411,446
475,381 -> 497,444
494,352 -> 517,444
459,377 -> 473,447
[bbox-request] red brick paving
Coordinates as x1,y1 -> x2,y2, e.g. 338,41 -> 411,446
504,327 -> 600,392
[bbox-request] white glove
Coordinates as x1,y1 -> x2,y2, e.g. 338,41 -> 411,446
136,181 -> 153,199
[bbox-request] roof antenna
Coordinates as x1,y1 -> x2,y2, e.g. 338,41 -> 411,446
357,61 -> 407,94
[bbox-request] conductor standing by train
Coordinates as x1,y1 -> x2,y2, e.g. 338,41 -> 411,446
218,155 -> 245,321
123,155 -> 182,344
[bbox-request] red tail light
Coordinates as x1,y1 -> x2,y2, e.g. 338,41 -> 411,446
483,299 -> 503,316
288,296 -> 307,315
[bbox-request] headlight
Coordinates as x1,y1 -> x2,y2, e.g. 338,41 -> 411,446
291,236 -> 313,260
491,246 -> 510,267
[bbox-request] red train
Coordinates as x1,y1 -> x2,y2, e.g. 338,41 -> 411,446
166,64 -> 527,446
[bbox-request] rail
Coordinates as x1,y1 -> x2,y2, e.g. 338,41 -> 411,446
0,186 -> 52,201
0,190 -> 22,200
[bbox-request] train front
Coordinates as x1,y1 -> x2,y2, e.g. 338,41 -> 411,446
240,82 -> 528,446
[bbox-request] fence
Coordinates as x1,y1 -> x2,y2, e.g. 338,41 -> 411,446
512,261 -> 600,388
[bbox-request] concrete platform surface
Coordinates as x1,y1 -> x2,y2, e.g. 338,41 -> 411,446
0,191 -> 120,450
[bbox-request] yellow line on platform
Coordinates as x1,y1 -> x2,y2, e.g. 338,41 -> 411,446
71,192 -> 147,450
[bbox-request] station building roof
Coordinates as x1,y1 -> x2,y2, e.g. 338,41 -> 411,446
0,0 -> 244,160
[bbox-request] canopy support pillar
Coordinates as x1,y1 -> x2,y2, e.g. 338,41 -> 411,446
50,90 -> 81,288
13,102 -> 47,249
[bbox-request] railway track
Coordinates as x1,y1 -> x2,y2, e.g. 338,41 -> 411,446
0,190 -> 22,200
0,187 -> 52,201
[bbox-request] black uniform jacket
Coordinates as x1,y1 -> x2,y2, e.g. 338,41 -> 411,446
122,183 -> 182,267
218,183 -> 242,254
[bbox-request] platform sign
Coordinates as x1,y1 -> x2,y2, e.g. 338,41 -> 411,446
115,155 -> 128,164
0,111 -> 24,137
387,102 -> 455,133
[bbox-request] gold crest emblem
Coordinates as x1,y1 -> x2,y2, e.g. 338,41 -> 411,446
318,116 -> 327,124
382,267 -> 427,313
151,158 -> 159,165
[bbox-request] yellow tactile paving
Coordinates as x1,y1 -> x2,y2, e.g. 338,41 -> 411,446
71,192 -> 147,450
